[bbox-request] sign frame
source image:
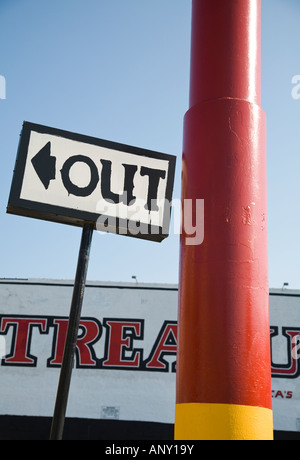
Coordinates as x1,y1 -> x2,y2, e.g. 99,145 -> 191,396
7,122 -> 176,242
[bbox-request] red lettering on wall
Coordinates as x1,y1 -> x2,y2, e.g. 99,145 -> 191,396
48,318 -> 102,368
101,319 -> 144,368
271,327 -> 300,378
0,316 -> 48,366
0,315 -> 299,378
144,321 -> 177,371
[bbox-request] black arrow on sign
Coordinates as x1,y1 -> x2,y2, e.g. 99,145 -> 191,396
31,141 -> 56,190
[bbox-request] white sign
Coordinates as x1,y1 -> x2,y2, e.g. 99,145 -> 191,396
7,122 -> 176,242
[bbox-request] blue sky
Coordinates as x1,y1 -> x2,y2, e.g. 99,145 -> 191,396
0,0 -> 300,289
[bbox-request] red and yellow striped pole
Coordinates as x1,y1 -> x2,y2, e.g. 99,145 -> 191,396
175,0 -> 273,440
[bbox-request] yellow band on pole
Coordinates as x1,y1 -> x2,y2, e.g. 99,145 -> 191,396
175,403 -> 273,440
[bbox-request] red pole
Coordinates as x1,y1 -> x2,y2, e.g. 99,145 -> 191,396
175,0 -> 273,440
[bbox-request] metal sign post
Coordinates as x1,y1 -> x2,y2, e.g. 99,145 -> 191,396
49,223 -> 93,440
7,121 -> 176,440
